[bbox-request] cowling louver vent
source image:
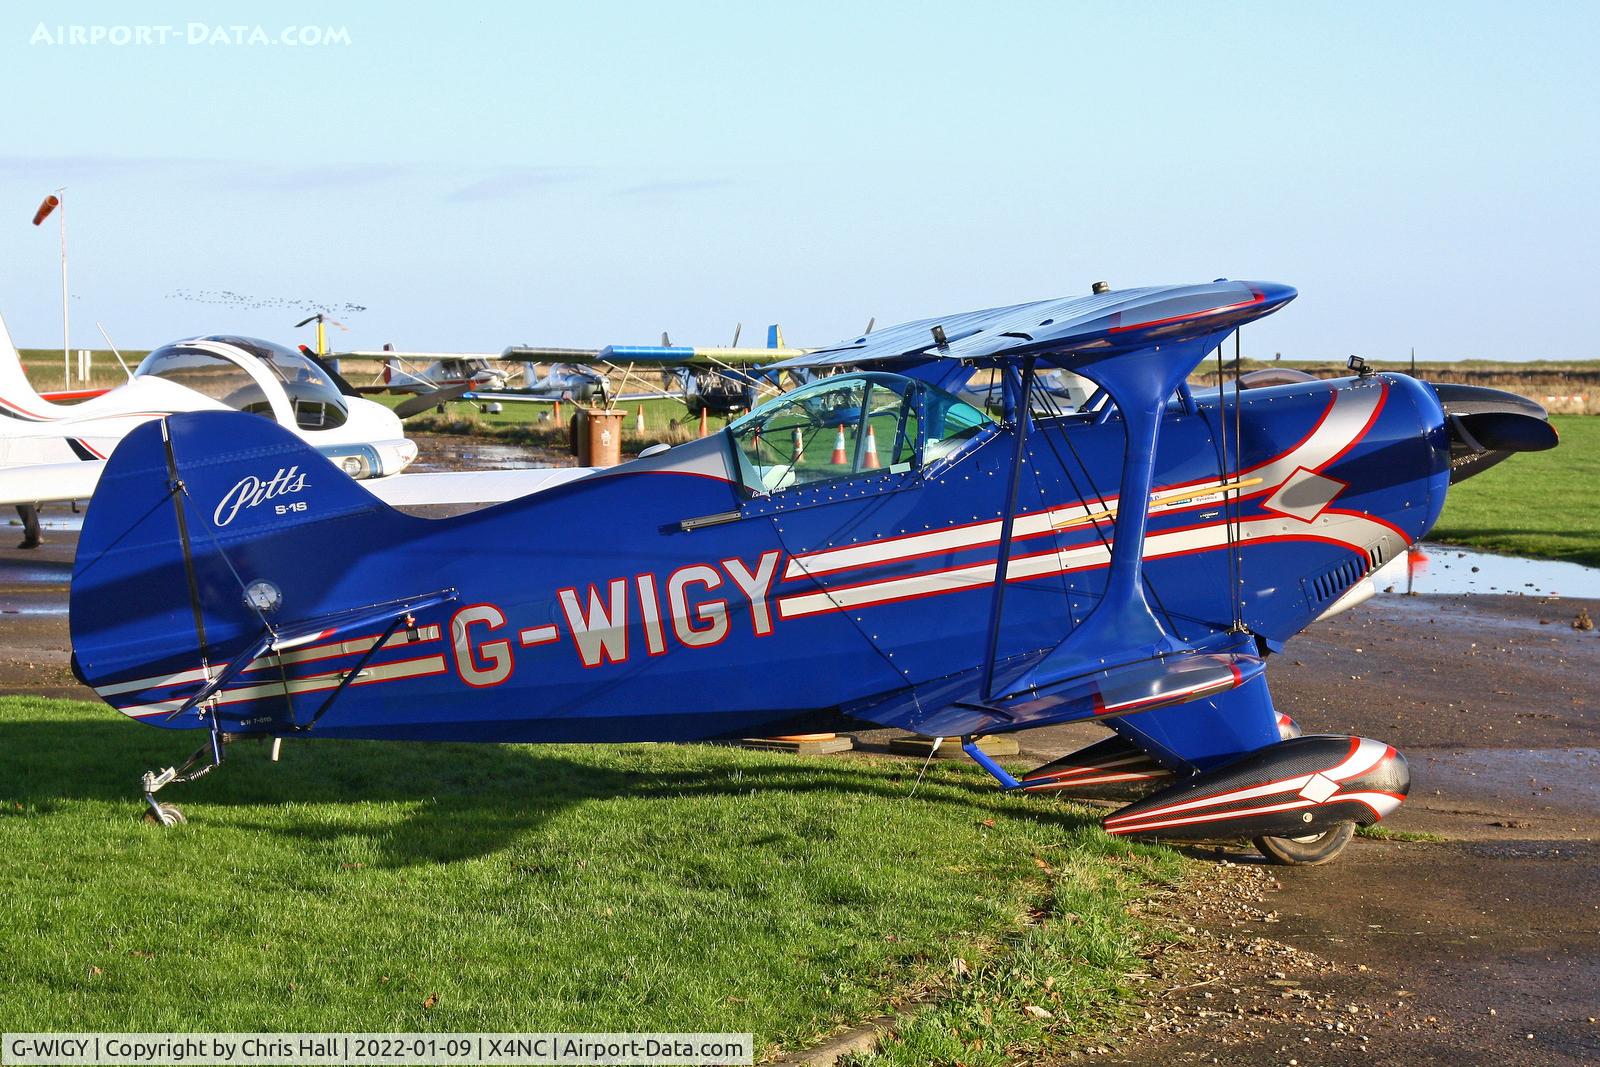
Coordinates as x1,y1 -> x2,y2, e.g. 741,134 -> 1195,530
1304,556 -> 1365,607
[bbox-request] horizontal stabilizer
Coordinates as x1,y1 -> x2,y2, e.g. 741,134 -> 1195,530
164,589 -> 458,725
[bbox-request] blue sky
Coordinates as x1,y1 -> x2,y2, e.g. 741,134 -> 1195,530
1,1 -> 1596,359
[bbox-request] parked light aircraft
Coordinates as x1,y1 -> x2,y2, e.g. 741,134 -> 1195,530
374,354 -> 512,395
69,281 -> 1556,865
347,323 -> 809,416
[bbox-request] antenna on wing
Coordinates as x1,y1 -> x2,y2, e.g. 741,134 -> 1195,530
95,321 -> 135,381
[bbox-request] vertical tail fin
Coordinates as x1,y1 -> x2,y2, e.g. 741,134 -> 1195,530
766,324 -> 786,350
70,410 -> 435,727
0,308 -> 63,421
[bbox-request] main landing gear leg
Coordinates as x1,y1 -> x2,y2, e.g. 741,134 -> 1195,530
140,729 -> 228,827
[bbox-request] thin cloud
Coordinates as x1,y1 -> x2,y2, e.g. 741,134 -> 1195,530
447,166 -> 590,202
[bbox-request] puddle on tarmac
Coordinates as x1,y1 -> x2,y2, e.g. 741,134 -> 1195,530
5,513 -> 83,533
1417,747 -> 1600,813
0,564 -> 73,584
410,438 -> 567,473
0,601 -> 70,616
1390,543 -> 1600,599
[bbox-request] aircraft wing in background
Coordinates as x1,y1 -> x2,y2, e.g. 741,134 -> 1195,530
0,458 -> 593,510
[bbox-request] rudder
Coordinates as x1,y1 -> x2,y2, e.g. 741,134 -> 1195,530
70,410 -> 432,727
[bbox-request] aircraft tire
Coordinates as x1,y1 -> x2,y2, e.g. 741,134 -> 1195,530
142,803 -> 187,827
1253,820 -> 1354,865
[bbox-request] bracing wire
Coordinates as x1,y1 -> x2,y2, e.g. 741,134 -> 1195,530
1214,340 -> 1243,632
1231,329 -> 1247,632
1030,375 -> 1182,637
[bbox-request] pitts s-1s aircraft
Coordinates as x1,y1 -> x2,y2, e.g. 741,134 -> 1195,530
69,280 -> 1557,864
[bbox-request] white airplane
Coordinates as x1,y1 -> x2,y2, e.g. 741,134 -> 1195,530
362,352 -> 511,404
0,311 -> 422,507
0,313 -> 602,523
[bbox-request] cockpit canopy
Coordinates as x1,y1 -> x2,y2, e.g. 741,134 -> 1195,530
727,371 -> 992,496
136,336 -> 349,430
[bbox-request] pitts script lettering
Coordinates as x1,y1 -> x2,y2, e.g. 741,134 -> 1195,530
213,466 -> 309,526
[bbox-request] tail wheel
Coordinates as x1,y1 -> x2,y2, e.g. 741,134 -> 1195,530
142,803 -> 187,827
1253,820 -> 1354,865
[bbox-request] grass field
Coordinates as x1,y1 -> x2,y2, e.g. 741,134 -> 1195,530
0,697 -> 1181,1061
1431,415 -> 1600,567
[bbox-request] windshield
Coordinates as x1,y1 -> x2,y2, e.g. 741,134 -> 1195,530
727,371 -> 991,495
136,344 -> 274,415
204,336 -> 349,429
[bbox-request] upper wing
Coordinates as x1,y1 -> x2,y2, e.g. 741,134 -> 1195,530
767,281 -> 1296,372
502,344 -> 806,368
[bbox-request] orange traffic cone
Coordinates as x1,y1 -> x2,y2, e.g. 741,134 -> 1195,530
699,407 -> 709,438
791,426 -> 805,460
830,424 -> 849,464
862,425 -> 881,469
635,404 -> 645,433
553,399 -> 562,423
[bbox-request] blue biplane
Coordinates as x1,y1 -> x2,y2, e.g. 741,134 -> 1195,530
69,280 -> 1557,864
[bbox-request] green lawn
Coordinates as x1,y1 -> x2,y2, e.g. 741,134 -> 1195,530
0,697 -> 1180,1061
1432,415 -> 1600,567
